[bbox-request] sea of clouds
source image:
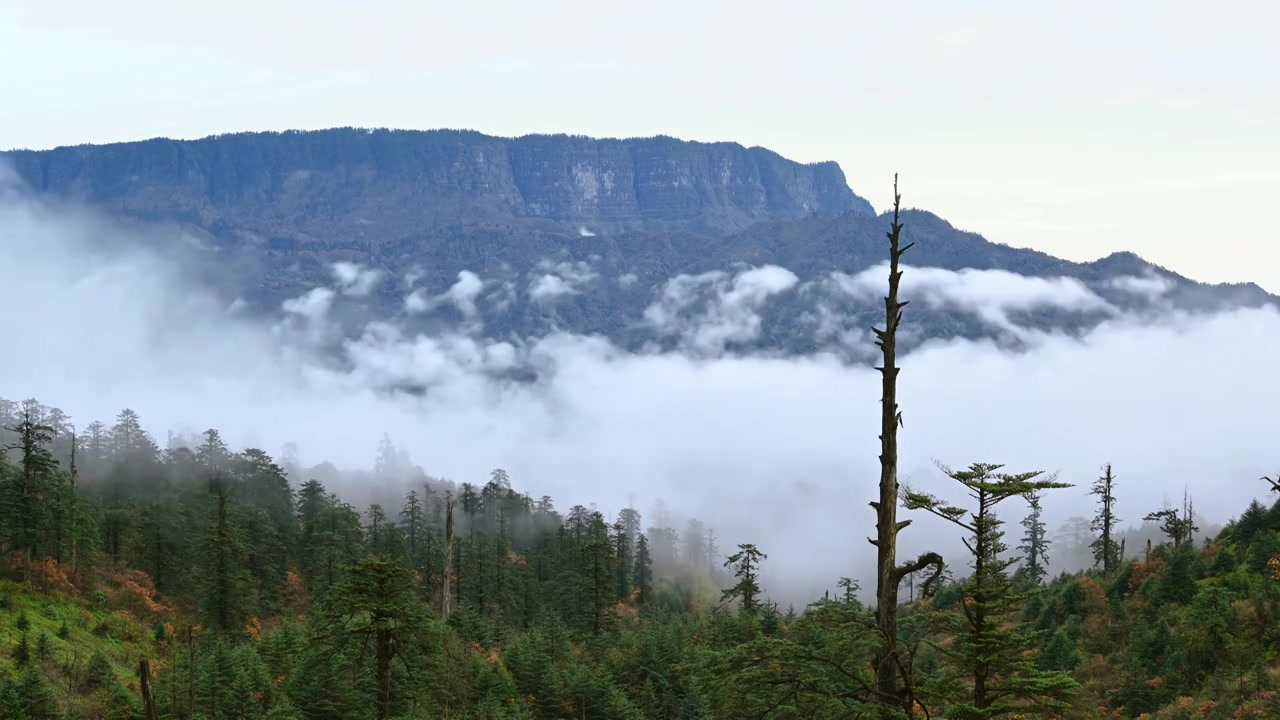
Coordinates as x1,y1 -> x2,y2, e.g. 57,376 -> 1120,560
2,166 -> 1277,603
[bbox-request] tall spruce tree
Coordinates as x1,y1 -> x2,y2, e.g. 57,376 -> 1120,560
1089,464 -> 1121,575
2,406 -> 58,583
1016,490 -> 1051,586
319,556 -> 424,720
634,533 -> 653,605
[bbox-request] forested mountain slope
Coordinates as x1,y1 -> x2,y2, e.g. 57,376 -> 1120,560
1,396 -> 1279,719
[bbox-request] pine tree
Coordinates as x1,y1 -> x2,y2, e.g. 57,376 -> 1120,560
13,632 -> 30,666
33,631 -> 50,662
1038,628 -> 1082,673
196,635 -> 258,720
721,543 -> 767,614
1145,491 -> 1199,549
613,519 -> 632,602
199,483 -> 254,635
6,666 -> 56,719
319,556 -> 424,720
400,489 -> 425,569
2,406 -> 59,583
1016,490 -> 1051,586
905,462 -> 1080,716
635,533 -> 653,605
1089,464 -> 1120,575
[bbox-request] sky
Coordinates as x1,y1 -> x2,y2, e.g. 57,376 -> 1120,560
1,1 -> 1279,289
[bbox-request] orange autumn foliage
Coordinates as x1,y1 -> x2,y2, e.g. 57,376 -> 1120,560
245,616 -> 262,642
1129,558 -> 1167,594
278,571 -> 308,615
31,558 -> 76,592
114,570 -> 174,619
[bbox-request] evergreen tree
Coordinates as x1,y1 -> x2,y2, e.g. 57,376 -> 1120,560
634,532 -> 653,605
1016,490 -> 1051,586
905,462 -> 1080,716
1145,491 -> 1199,549
721,543 -> 767,614
399,488 -> 425,569
2,406 -> 59,582
196,635 -> 255,720
319,556 -> 424,720
199,483 -> 255,635
1089,464 -> 1121,575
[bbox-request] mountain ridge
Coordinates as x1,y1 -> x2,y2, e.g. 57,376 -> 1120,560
2,127 -> 1275,356
1,127 -> 874,240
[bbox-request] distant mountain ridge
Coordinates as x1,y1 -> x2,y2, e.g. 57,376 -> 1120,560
2,127 -> 873,240
2,128 -> 1274,357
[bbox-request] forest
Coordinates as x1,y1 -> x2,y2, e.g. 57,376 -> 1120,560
2,184 -> 1279,720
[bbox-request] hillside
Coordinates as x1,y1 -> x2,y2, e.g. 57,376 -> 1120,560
4,396 -> 1280,719
3,129 -> 1274,356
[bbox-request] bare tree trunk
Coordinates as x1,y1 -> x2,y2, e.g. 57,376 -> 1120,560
139,658 -> 160,720
441,493 -> 455,617
869,176 -> 944,716
187,625 -> 196,719
375,625 -> 392,720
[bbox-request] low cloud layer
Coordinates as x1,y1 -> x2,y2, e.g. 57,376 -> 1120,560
2,173 -> 1278,603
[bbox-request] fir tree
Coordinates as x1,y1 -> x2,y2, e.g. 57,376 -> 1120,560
721,543 -> 767,614
905,462 -> 1080,716
2,407 -> 59,583
199,482 -> 254,635
1089,464 -> 1121,575
33,631 -> 50,662
1016,490 -> 1051,586
13,632 -> 30,666
635,533 -> 653,605
319,556 -> 424,720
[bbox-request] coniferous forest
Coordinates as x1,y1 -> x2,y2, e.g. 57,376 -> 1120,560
3,186 -> 1280,720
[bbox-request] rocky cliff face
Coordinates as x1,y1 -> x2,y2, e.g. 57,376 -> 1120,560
3,128 -> 1272,358
2,128 -> 873,243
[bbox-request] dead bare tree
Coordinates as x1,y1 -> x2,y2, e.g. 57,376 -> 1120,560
868,175 -> 945,716
139,657 -> 159,720
441,491 -> 455,617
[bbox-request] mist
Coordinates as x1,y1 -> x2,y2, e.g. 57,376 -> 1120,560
2,169 -> 1278,605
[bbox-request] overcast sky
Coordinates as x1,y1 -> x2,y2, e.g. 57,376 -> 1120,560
1,1 -> 1278,289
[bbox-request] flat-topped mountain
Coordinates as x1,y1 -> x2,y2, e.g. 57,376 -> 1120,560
2,128 -> 1273,358
2,128 -> 873,240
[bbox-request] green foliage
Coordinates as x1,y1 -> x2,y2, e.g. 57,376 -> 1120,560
8,395 -> 1280,718
906,462 -> 1080,716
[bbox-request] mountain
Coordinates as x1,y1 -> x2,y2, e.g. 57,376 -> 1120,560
2,128 -> 1274,356
2,128 -> 871,239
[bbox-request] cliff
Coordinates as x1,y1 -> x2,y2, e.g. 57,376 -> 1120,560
1,128 -> 874,242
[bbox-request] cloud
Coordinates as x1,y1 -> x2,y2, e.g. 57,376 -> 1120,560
822,263 -> 1117,340
3,180 -> 1280,604
404,289 -> 430,314
404,271 -> 486,318
332,261 -> 382,296
645,265 -> 799,355
528,259 -> 599,303
1108,272 -> 1175,299
282,287 -> 335,321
